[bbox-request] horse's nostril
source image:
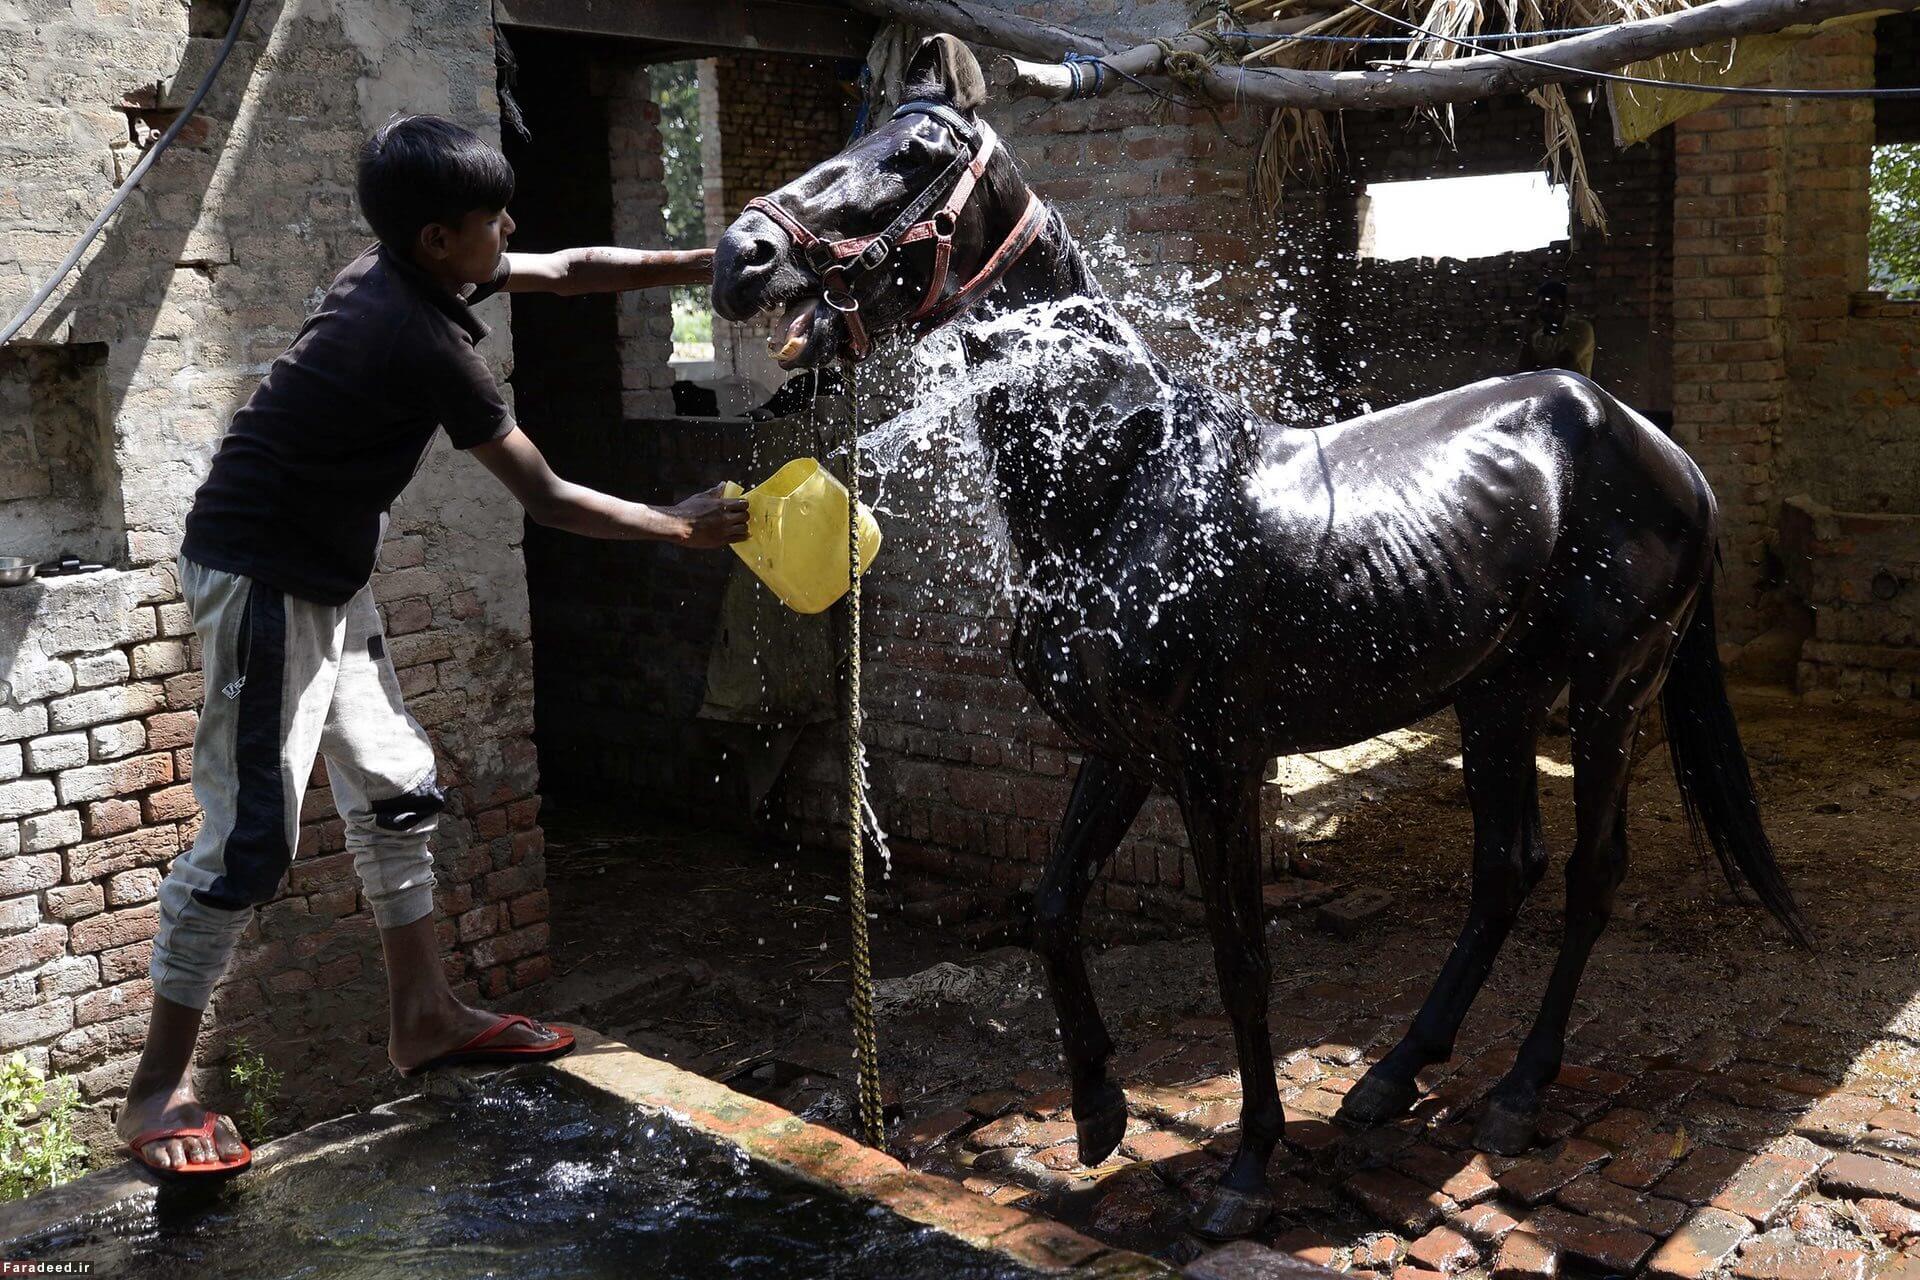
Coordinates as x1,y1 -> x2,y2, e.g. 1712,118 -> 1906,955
741,236 -> 776,268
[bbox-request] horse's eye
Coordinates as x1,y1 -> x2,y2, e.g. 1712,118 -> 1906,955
886,137 -> 934,173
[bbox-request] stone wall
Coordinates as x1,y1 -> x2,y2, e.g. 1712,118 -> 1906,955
1,0 -> 544,1144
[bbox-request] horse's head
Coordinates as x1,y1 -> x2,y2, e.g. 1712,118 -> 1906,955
711,34 -> 1047,369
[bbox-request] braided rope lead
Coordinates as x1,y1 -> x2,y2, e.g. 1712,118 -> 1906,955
843,360 -> 885,1149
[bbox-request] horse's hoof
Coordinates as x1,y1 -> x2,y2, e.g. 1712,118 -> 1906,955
1189,1183 -> 1275,1241
1473,1100 -> 1538,1156
1338,1069 -> 1419,1125
1073,1084 -> 1128,1166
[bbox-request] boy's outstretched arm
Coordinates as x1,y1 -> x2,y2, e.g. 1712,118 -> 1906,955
472,427 -> 747,547
501,247 -> 713,296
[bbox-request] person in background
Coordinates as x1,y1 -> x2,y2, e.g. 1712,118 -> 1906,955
1521,281 -> 1595,378
116,114 -> 747,1182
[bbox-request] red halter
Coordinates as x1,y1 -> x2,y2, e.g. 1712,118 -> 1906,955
743,103 -> 1049,362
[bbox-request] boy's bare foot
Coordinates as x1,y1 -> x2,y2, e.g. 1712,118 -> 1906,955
117,1080 -> 248,1170
388,996 -> 564,1073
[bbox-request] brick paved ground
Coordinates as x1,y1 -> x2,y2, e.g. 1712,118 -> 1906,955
547,688 -> 1920,1279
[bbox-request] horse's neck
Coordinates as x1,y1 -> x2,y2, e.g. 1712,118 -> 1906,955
965,213 -> 1173,571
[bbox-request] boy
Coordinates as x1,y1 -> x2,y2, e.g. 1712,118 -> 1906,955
116,114 -> 747,1179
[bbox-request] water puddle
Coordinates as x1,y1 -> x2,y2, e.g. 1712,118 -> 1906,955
8,1074 -> 1041,1280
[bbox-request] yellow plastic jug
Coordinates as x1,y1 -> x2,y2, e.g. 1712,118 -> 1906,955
721,458 -> 882,615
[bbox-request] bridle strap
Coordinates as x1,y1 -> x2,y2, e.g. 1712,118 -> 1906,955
913,190 -> 1048,337
739,102 -> 1045,362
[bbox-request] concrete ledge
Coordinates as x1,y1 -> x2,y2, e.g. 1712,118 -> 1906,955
0,1103 -> 424,1249
550,1025 -> 1174,1276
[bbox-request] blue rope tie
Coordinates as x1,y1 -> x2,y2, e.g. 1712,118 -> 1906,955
1063,52 -> 1106,99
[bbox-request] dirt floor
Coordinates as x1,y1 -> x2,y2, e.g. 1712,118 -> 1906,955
543,686 -> 1920,1279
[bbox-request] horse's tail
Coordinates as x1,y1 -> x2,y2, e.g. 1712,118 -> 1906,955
1661,575 -> 1814,949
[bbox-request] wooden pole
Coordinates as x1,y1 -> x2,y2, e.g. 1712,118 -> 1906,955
854,0 -> 1919,112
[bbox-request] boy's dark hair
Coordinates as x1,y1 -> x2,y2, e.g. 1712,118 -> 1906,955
356,114 -> 515,251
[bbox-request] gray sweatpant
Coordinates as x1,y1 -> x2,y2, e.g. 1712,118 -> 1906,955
151,557 -> 444,1010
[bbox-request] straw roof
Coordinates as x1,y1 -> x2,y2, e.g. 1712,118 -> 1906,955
1194,0 -> 1688,225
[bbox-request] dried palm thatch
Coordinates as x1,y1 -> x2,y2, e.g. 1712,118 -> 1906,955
1205,0 -> 1685,225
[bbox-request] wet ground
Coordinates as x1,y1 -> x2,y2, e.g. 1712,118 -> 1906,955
11,1072 -> 1046,1280
544,686 -> 1920,1279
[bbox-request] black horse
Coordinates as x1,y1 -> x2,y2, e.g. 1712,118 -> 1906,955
712,35 -> 1811,1239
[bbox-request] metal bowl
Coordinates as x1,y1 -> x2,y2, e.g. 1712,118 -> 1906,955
0,557 -> 38,587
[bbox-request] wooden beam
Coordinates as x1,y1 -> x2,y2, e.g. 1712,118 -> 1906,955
854,0 -> 1919,111
493,0 -> 878,60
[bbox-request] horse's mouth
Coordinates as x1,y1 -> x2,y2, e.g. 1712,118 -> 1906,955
768,295 -> 834,369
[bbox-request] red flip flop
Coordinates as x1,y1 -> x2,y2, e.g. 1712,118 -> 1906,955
127,1111 -> 252,1183
397,1014 -> 576,1078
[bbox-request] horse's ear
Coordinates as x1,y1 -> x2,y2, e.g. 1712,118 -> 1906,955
904,33 -> 987,112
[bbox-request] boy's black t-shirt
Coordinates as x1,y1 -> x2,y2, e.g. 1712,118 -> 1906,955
181,244 -> 515,606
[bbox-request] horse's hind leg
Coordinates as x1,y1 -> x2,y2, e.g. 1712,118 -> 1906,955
1342,671 -> 1558,1125
1179,765 -> 1284,1240
1474,681 -> 1648,1154
1032,755 -> 1150,1165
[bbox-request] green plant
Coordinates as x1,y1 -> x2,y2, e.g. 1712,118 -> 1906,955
225,1038 -> 282,1143
1870,142 -> 1920,298
652,60 -> 706,252
0,1055 -> 87,1202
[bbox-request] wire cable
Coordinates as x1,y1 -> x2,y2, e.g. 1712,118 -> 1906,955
1213,23 -> 1614,44
1,0 -> 256,346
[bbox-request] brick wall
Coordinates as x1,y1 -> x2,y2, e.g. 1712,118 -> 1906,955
701,52 -> 859,393
1775,23 -> 1920,693
0,343 -> 118,564
1670,21 -> 1920,685
1,0 -> 544,1144
1334,95 -> 1674,416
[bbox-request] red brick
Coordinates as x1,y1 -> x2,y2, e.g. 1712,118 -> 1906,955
1854,1197 -> 1920,1247
1708,1152 -> 1817,1224
1556,1172 -> 1689,1236
65,825 -> 179,880
1452,1200 -> 1523,1244
1729,1236 -> 1865,1280
1267,1227 -> 1339,1268
146,710 -> 197,750
142,784 -> 198,824
510,954 -> 550,987
1407,1225 -> 1479,1274
1821,1152 -> 1920,1208
1653,1142 -> 1751,1205
1347,1168 -> 1458,1235
0,925 -> 68,977
509,889 -> 548,928
1120,1128 -> 1198,1164
1397,1142 -> 1502,1205
1492,1229 -> 1558,1279
69,904 -> 158,954
83,799 -> 141,838
1648,1205 -> 1756,1279
75,979 -> 150,1025
1521,1205 -> 1656,1273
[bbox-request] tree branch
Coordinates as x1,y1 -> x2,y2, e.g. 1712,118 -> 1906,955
856,0 -> 1916,112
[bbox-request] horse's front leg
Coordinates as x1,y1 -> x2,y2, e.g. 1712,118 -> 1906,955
1178,765 -> 1284,1240
1033,755 -> 1150,1164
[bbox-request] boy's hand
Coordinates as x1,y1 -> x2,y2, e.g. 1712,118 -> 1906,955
670,485 -> 750,548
